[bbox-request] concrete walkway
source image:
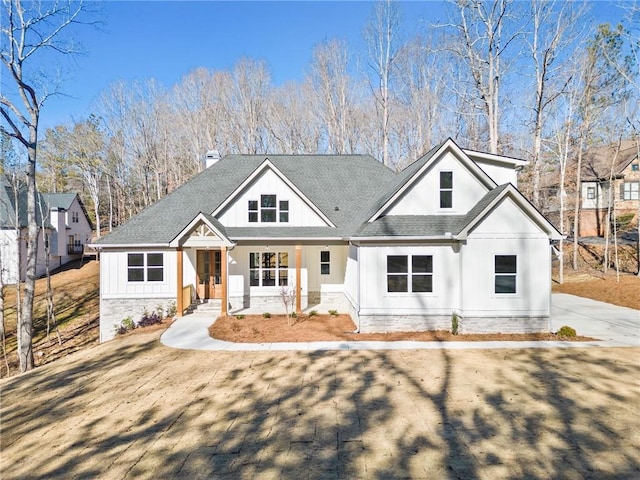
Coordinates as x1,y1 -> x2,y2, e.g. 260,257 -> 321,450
160,293 -> 640,351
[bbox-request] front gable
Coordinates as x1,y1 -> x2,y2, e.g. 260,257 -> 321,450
375,139 -> 496,218
169,213 -> 234,248
214,160 -> 335,228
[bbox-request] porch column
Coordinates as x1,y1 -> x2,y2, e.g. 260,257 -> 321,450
221,246 -> 228,316
176,247 -> 184,317
295,245 -> 302,314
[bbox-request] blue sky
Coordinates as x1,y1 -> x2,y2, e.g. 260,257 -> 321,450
37,0 -> 626,132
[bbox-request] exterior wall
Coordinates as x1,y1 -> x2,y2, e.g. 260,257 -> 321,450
387,151 -> 489,215
218,168 -> 328,227
99,249 -> 177,341
474,160 -> 517,186
343,244 -> 359,309
0,229 -> 19,284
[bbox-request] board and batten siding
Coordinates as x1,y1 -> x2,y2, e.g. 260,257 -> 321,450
458,196 -> 552,332
218,168 -> 328,227
473,161 -> 517,187
100,249 -> 177,298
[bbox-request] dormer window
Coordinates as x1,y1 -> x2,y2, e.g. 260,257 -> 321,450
248,195 -> 289,223
440,171 -> 453,208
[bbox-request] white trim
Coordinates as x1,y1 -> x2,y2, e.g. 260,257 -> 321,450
456,184 -> 563,241
368,139 -> 497,222
212,159 -> 336,228
462,149 -> 528,167
168,212 -> 234,247
88,243 -> 168,249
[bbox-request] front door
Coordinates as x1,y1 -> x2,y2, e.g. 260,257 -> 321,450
197,250 -> 222,300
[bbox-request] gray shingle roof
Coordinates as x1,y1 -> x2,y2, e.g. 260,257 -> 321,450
40,193 -> 76,211
96,154 -> 396,245
0,176 -> 51,229
354,184 -> 511,238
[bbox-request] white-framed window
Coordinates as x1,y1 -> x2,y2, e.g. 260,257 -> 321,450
621,182 -> 639,200
249,252 -> 289,287
494,255 -> 516,294
128,253 -> 164,282
320,250 -> 330,275
387,255 -> 433,293
248,195 -> 289,223
587,186 -> 596,199
440,171 -> 453,208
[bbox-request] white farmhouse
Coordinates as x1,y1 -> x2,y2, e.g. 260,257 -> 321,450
93,139 -> 562,342
0,177 -> 93,283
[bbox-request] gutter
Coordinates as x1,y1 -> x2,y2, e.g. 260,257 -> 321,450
87,243 -> 170,249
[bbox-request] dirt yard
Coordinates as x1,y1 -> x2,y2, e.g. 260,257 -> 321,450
1,329 -> 638,479
209,314 -> 593,343
553,272 -> 640,310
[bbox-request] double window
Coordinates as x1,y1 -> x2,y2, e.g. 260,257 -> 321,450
440,171 -> 453,208
387,255 -> 433,293
621,182 -> 639,201
494,255 -> 516,294
248,195 -> 289,223
250,252 -> 289,287
128,253 -> 164,282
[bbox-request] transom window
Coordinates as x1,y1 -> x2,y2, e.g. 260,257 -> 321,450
250,252 -> 289,287
248,195 -> 289,223
128,253 -> 164,282
440,171 -> 453,208
494,255 -> 516,294
320,250 -> 330,275
387,255 -> 433,293
621,182 -> 639,200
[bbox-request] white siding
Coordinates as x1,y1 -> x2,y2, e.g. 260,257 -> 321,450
0,229 -> 19,284
358,243 -> 460,316
344,244 -> 359,308
218,168 -> 328,227
100,249 -> 177,299
474,161 -> 517,186
387,151 -> 489,215
581,181 -> 610,209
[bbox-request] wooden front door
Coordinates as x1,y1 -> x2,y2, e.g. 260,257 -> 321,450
197,250 -> 222,300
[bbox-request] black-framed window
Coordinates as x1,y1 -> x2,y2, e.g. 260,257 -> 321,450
586,186 -> 596,199
72,211 -> 79,223
387,255 -> 433,293
440,171 -> 453,208
249,252 -> 289,287
320,250 -> 330,275
279,200 -> 289,222
248,195 -> 289,223
248,200 -> 258,222
128,253 -> 164,282
494,255 -> 516,294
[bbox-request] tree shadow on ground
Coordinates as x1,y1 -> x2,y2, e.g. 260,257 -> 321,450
1,336 -> 638,479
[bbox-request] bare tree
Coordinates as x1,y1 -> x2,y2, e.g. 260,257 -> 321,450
364,0 -> 401,166
526,0 -> 585,208
443,0 -> 521,153
0,0 -> 88,371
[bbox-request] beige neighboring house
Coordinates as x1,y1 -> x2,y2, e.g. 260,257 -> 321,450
580,141 -> 640,237
0,176 -> 93,284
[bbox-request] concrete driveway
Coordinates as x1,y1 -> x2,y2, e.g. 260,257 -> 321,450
161,294 -> 640,351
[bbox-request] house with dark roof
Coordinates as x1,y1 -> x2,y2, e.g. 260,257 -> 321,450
0,176 -> 93,283
579,140 -> 640,236
92,139 -> 562,342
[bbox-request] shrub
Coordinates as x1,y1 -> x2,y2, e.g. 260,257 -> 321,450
166,301 -> 177,318
309,310 -> 318,317
155,304 -> 165,321
290,311 -> 297,319
115,316 -> 135,335
451,313 -> 459,336
139,310 -> 162,328
557,325 -> 577,338
263,312 -> 271,318
328,309 -> 338,316
235,314 -> 246,320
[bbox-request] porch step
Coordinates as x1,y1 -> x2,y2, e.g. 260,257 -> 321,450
187,299 -> 222,316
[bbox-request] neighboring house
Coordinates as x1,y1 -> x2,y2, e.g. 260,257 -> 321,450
579,140 -> 640,237
92,139 -> 562,342
0,176 -> 93,284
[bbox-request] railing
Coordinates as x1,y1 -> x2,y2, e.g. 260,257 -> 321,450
182,285 -> 193,315
67,244 -> 83,255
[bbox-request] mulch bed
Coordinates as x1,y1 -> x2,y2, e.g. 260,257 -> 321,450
208,314 -> 594,343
